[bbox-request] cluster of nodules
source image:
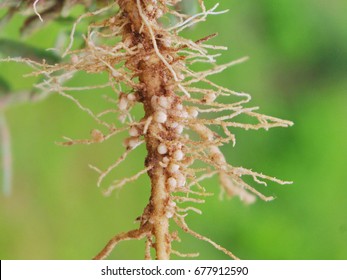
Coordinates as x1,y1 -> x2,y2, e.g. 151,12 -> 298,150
144,0 -> 164,19
152,95 -> 198,130
151,94 -> 199,192
118,91 -> 137,122
118,91 -> 144,150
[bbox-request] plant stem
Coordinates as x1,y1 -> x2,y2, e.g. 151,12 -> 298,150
149,165 -> 170,259
119,0 -> 175,259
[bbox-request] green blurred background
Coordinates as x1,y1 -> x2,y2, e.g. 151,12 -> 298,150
0,0 -> 346,259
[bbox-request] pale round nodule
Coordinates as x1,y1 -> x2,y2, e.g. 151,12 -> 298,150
128,137 -> 140,149
157,143 -> 168,154
151,95 -> 158,107
158,96 -> 169,108
175,125 -> 184,134
188,107 -> 199,118
165,211 -> 174,219
127,93 -> 136,101
173,150 -> 184,161
155,9 -> 163,18
167,177 -> 177,189
168,121 -> 178,128
162,156 -> 169,163
162,38 -> 171,48
168,163 -> 180,173
175,172 -> 186,187
176,104 -> 183,111
146,4 -> 154,13
205,93 -> 216,103
154,111 -> 167,123
129,126 -> 139,137
118,97 -> 128,110
169,201 -> 176,207
177,73 -> 184,81
181,110 -> 189,119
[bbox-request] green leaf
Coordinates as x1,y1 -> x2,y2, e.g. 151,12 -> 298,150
0,76 -> 11,95
0,39 -> 61,64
